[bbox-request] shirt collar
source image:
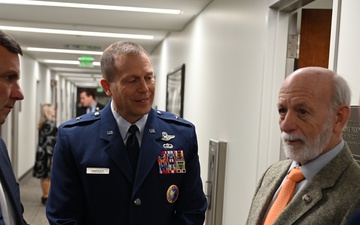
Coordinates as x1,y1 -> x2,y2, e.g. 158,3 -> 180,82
91,101 -> 97,110
110,100 -> 148,141
290,139 -> 344,181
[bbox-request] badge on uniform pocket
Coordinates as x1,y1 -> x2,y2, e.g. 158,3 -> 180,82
157,150 -> 186,174
167,184 -> 179,203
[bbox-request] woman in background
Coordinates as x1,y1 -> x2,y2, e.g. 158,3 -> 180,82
33,104 -> 57,204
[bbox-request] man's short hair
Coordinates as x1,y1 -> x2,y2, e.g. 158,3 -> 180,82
80,88 -> 96,99
0,30 -> 23,55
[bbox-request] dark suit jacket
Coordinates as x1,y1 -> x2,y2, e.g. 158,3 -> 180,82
93,102 -> 105,112
76,102 -> 105,117
246,143 -> 360,225
0,138 -> 27,225
346,209 -> 360,225
46,103 -> 207,225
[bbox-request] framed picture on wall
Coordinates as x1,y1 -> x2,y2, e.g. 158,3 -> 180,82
166,64 -> 185,117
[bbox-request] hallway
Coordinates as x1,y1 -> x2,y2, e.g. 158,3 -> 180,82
20,174 -> 49,225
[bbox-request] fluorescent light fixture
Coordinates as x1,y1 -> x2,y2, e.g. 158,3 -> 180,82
0,26 -> 154,39
65,77 -> 99,81
51,67 -> 100,72
42,60 -> 79,65
41,59 -> 100,66
59,73 -> 102,78
26,47 -> 103,55
0,0 -> 182,14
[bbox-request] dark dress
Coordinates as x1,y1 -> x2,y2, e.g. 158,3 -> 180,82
33,120 -> 58,178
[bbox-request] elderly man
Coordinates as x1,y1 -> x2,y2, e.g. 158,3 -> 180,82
246,67 -> 360,225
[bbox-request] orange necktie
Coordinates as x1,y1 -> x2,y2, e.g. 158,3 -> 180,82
263,167 -> 305,225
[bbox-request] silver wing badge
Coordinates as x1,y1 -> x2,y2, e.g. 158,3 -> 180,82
161,132 -> 175,141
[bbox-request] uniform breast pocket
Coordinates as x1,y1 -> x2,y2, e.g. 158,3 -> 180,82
157,173 -> 184,205
158,172 -> 184,187
157,150 -> 187,175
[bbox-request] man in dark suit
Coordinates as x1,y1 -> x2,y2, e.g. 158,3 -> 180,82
47,41 -> 207,225
76,88 -> 105,117
0,30 -> 28,224
246,67 -> 360,225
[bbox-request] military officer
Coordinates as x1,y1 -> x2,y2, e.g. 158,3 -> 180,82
46,41 -> 207,225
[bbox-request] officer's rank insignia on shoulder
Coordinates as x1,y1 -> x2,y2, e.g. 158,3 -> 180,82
156,110 -> 192,127
63,112 -> 101,128
157,150 -> 186,174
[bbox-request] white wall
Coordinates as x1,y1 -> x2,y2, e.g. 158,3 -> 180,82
1,53 -> 55,179
17,54 -> 40,178
335,0 -> 360,105
1,0 -> 359,224
152,0 -> 271,223
151,0 -> 360,224
13,55 -> 74,179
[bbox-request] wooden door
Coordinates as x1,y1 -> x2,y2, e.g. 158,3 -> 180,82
298,9 -> 332,68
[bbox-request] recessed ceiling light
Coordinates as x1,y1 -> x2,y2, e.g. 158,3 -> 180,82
0,26 -> 154,39
26,47 -> 103,55
41,60 -> 79,65
0,0 -> 182,14
41,59 -> 100,66
51,67 -> 99,72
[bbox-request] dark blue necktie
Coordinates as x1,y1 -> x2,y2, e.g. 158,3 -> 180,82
126,125 -> 140,175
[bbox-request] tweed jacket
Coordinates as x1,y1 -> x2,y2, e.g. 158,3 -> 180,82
246,143 -> 360,225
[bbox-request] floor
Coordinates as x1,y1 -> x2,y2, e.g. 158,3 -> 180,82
19,174 -> 49,225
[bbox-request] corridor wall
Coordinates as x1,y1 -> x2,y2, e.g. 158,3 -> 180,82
151,0 -> 359,224
334,0 -> 360,105
1,0 -> 359,224
151,0 -> 272,223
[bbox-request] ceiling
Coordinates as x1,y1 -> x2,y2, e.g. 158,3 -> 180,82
0,0 -> 213,87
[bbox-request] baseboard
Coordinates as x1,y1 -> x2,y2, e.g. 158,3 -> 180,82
18,168 -> 34,184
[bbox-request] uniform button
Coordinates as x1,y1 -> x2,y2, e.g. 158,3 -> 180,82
134,198 -> 141,206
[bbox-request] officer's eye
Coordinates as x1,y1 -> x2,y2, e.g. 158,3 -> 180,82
278,108 -> 287,115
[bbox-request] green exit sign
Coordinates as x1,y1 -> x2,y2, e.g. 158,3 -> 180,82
78,56 -> 94,67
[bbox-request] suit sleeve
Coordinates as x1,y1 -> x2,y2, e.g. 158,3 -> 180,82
172,126 -> 207,225
0,139 -> 28,225
46,126 -> 85,225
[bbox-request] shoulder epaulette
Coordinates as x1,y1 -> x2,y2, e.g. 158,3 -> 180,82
155,110 -> 193,127
62,111 -> 101,127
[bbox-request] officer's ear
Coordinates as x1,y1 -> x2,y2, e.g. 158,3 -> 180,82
100,78 -> 112,97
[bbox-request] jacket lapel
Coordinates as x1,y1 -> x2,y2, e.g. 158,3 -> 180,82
99,107 -> 175,196
99,104 -> 133,182
275,144 -> 353,224
0,138 -> 23,224
249,160 -> 291,225
133,109 -> 163,196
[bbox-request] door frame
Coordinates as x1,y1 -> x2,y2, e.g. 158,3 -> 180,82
256,0 -> 341,180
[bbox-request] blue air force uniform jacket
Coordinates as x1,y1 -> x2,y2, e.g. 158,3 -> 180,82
46,103 -> 207,225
